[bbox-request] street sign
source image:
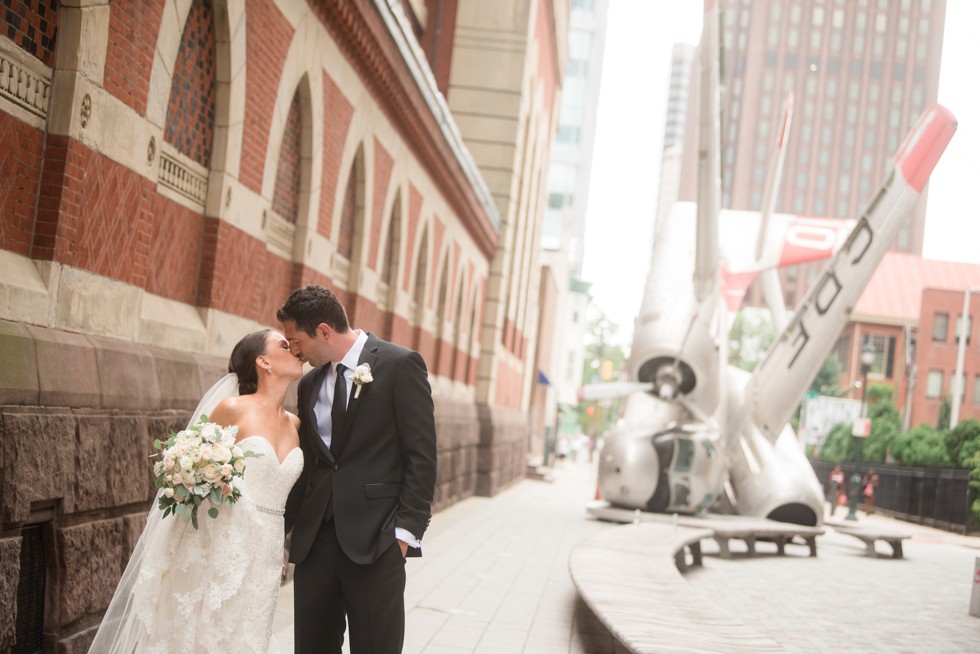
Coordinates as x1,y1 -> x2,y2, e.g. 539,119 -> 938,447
801,395 -> 862,445
851,417 -> 872,437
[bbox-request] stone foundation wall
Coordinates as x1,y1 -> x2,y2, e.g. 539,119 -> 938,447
0,319 -> 527,651
476,405 -> 530,496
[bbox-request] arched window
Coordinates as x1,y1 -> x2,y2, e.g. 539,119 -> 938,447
266,88 -> 304,255
433,252 -> 450,376
334,147 -> 365,291
411,230 -> 428,350
450,278 -> 465,381
158,0 -> 216,208
379,197 -> 401,338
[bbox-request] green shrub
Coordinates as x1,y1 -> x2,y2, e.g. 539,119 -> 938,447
945,418 -> 980,468
891,423 -> 951,467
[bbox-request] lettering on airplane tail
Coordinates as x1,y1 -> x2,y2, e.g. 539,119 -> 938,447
750,105 -> 956,441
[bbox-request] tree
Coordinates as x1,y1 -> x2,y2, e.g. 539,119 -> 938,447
810,353 -> 843,395
728,308 -> 775,372
946,418 -> 980,468
937,396 -> 951,430
577,310 -> 626,438
818,422 -> 854,462
859,383 -> 900,462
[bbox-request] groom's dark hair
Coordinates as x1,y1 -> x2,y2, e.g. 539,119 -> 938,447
277,285 -> 350,336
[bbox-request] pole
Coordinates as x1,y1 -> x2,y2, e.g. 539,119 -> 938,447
846,365 -> 869,521
951,287 -> 975,429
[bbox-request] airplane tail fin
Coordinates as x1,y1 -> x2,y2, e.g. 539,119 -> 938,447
746,104 -> 957,442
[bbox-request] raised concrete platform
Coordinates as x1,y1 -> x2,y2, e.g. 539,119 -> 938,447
569,522 -> 783,653
272,461 -> 980,653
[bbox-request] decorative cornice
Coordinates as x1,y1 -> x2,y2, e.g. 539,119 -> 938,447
312,0 -> 499,259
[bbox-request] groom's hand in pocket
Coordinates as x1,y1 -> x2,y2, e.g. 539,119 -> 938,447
398,539 -> 408,558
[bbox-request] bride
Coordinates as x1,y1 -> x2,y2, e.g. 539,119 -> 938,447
88,329 -> 304,653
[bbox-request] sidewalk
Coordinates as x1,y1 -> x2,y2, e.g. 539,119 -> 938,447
273,459 -> 980,653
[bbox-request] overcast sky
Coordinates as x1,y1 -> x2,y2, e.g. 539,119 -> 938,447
581,0 -> 980,347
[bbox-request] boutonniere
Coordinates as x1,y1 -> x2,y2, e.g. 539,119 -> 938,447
351,363 -> 373,398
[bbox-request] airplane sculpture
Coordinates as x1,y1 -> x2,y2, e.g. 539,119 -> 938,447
584,1 -> 957,526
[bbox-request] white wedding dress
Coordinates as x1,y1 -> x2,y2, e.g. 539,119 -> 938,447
89,376 -> 304,654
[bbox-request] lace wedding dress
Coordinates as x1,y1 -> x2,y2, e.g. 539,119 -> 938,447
89,377 -> 304,654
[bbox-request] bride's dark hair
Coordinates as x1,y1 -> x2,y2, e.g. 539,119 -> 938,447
228,329 -> 272,395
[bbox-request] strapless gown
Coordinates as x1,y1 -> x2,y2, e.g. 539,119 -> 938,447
88,436 -> 303,653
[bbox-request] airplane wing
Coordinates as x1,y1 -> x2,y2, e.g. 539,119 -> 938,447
718,211 -> 855,311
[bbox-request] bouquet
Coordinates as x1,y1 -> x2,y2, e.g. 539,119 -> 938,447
152,415 -> 258,529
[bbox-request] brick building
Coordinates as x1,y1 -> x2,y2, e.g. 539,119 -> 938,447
0,0 -> 567,650
835,252 -> 980,430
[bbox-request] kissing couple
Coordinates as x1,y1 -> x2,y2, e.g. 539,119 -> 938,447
88,285 -> 438,654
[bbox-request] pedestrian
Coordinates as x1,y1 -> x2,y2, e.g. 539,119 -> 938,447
827,464 -> 845,517
862,469 -> 879,515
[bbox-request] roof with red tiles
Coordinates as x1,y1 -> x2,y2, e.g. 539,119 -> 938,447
852,252 -> 980,324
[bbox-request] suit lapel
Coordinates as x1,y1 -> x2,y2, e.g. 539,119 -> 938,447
336,333 -> 378,452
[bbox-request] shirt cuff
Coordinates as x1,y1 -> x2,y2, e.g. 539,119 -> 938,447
395,527 -> 421,548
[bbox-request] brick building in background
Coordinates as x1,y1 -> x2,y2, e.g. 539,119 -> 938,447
835,253 -> 980,431
0,0 -> 567,650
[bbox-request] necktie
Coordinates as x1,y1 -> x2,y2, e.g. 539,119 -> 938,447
330,363 -> 347,455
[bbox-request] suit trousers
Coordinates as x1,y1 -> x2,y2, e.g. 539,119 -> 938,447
294,518 -> 407,654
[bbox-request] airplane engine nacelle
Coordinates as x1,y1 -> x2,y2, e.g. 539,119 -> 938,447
725,421 -> 824,526
723,367 -> 824,525
630,203 -> 721,412
598,421 -> 725,514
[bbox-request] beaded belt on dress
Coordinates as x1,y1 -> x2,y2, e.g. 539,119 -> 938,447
255,503 -> 284,515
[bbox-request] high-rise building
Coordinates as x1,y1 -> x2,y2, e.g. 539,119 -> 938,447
678,0 -> 947,306
655,43 -> 696,230
535,0 -> 610,462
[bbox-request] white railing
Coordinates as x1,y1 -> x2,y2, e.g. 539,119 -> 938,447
265,210 -> 295,256
0,46 -> 50,119
157,149 -> 208,206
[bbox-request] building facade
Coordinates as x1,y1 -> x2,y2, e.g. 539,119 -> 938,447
834,253 -> 980,432
534,0 -> 608,463
0,0 -> 565,650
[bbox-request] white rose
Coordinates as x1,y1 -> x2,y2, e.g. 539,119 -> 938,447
220,464 -> 233,478
233,459 -> 246,473
231,446 -> 244,458
199,444 -> 214,461
172,473 -> 183,485
203,464 -> 221,483
179,456 -> 193,471
214,446 -> 231,463
163,487 -> 174,498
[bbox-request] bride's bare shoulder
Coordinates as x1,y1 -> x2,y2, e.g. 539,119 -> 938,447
209,395 -> 249,426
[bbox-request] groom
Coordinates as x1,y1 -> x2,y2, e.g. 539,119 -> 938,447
279,285 -> 437,654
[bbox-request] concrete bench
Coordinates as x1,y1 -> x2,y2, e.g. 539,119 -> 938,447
686,516 -> 823,559
569,523 -> 784,653
586,503 -> 825,559
832,524 -> 912,559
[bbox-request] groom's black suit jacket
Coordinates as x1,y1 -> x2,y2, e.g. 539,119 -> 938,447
285,333 -> 437,565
